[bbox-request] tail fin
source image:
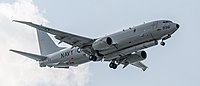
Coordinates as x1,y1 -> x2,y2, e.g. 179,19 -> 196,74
37,30 -> 63,55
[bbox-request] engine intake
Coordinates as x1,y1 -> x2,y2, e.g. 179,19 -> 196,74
92,37 -> 113,50
106,37 -> 112,45
140,51 -> 147,59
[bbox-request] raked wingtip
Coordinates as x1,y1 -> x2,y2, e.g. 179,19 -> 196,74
12,20 -> 18,22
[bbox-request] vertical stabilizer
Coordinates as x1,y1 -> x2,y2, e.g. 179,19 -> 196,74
37,30 -> 63,55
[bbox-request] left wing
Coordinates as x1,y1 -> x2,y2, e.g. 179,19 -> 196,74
13,20 -> 95,54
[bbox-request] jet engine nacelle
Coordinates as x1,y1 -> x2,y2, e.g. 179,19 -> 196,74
124,51 -> 147,64
92,37 -> 113,50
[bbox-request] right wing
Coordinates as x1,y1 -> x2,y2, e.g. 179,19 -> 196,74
132,62 -> 148,71
13,20 -> 95,54
10,49 -> 47,61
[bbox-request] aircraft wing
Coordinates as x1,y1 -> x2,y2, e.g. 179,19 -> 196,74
132,62 -> 148,71
13,20 -> 94,49
10,49 -> 47,61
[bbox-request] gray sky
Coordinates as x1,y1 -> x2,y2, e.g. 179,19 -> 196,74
0,0 -> 200,86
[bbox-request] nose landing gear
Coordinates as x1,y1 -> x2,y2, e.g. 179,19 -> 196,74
160,34 -> 171,46
160,41 -> 165,46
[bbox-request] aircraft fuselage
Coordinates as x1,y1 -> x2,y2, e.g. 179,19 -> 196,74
96,20 -> 178,60
40,20 -> 179,68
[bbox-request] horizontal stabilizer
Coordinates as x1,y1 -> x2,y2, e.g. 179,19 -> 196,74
10,49 -> 47,61
132,62 -> 148,71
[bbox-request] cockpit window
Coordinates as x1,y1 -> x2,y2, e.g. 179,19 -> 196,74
163,21 -> 172,23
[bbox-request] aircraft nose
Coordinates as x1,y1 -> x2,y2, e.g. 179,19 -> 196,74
176,24 -> 180,29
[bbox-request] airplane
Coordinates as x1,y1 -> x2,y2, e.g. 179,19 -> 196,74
10,20 -> 179,71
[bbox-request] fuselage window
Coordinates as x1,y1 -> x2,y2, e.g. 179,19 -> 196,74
163,26 -> 170,29
157,29 -> 161,31
163,21 -> 172,23
134,29 -> 136,32
48,59 -> 51,61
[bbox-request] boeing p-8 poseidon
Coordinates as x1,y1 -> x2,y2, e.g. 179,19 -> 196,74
10,20 -> 179,71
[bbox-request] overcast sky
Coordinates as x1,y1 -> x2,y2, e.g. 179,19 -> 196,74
0,0 -> 200,86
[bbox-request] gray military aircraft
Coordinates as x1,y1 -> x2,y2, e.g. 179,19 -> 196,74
10,20 -> 179,71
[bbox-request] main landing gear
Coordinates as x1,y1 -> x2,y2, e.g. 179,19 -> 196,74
89,55 -> 118,69
89,55 -> 97,61
160,41 -> 165,46
109,61 -> 118,69
89,55 -> 119,69
89,50 -> 104,61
